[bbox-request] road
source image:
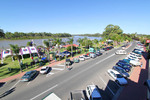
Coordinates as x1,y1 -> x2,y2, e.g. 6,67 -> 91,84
0,41 -> 136,100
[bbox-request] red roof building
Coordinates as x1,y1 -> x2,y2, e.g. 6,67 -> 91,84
62,44 -> 79,48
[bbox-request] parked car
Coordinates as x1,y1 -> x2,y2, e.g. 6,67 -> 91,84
96,52 -> 102,56
70,90 -> 86,100
79,56 -> 85,61
117,61 -> 132,68
116,62 -> 131,72
113,66 -> 129,78
107,69 -> 128,85
123,59 -> 130,64
130,60 -> 141,67
20,70 -> 38,82
90,53 -> 97,58
40,66 -> 50,74
73,58 -> 80,63
115,50 -> 127,55
119,60 -> 130,64
86,85 -> 102,100
66,59 -> 72,65
82,55 -> 90,60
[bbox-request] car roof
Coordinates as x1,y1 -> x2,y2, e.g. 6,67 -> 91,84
87,85 -> 101,98
26,70 -> 36,74
41,66 -> 48,69
108,69 -> 120,74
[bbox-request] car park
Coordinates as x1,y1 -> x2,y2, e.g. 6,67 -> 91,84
113,66 -> 129,78
79,56 -> 85,61
86,85 -> 102,100
116,62 -> 131,72
20,70 -> 38,82
107,69 -> 128,85
40,66 -> 50,74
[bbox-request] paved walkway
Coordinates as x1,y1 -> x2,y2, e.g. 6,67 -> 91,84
118,48 -> 148,100
0,54 -> 84,82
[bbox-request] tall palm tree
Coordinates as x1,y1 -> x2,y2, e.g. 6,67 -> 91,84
53,38 -> 62,61
77,38 -> 83,52
9,44 -> 22,72
67,38 -> 74,57
43,40 -> 50,63
93,39 -> 99,49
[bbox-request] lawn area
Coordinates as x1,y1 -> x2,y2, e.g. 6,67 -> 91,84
0,55 -> 50,80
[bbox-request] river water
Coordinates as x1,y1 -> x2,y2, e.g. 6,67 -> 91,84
0,36 -> 101,49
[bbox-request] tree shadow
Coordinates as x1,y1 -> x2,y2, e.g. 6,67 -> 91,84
0,82 -> 6,88
0,87 -> 16,99
0,63 -> 7,68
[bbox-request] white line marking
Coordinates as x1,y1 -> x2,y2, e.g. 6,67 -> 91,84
98,75 -> 115,95
95,54 -> 115,64
27,82 -> 31,85
46,73 -> 54,77
52,68 -> 64,70
10,80 -> 20,89
30,84 -> 58,100
105,72 -> 121,87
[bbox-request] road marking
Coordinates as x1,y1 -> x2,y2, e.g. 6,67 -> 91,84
98,75 -> 115,95
10,80 -> 20,89
30,84 -> 58,100
52,68 -> 64,70
46,73 -> 54,77
95,53 -> 115,65
105,72 -> 121,87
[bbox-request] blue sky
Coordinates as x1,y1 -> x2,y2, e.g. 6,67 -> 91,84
0,0 -> 150,35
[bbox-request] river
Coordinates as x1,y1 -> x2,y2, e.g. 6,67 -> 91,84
0,36 -> 101,49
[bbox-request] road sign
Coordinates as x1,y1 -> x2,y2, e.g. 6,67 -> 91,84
146,40 -> 150,43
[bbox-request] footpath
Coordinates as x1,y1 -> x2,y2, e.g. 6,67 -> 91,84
118,48 -> 148,100
0,54 -> 84,83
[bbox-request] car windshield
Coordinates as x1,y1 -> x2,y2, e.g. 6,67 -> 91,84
41,68 -> 46,71
123,65 -> 128,68
84,55 -> 88,57
23,74 -> 30,78
120,69 -> 126,73
93,98 -> 102,100
79,57 -> 83,58
116,74 -> 123,78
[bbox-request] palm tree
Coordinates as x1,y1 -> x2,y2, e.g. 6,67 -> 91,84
93,39 -> 99,50
43,40 -> 50,63
77,38 -> 83,52
9,44 -> 22,72
67,38 -> 74,57
53,38 -> 62,61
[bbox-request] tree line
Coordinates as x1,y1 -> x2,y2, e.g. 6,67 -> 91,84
0,30 -> 72,39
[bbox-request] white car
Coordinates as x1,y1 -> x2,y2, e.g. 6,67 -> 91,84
115,50 -> 127,55
107,69 -> 128,85
79,56 -> 85,61
40,66 -> 50,74
86,85 -> 102,100
82,55 -> 90,60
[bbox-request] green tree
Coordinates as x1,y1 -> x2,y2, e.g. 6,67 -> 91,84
9,44 -> 22,72
0,29 -> 4,38
77,38 -> 83,52
43,40 -> 50,62
67,37 -> 74,57
93,39 -> 99,49
53,38 -> 62,61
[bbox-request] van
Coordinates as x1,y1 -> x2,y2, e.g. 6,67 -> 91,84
86,85 -> 102,100
115,50 -> 127,55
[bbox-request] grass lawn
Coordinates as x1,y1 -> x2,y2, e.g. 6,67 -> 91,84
0,55 -> 50,80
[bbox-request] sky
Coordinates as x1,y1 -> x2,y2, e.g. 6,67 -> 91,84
0,0 -> 150,35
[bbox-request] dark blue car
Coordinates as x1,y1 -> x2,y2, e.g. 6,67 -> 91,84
116,62 -> 131,72
119,60 -> 130,64
118,61 -> 132,68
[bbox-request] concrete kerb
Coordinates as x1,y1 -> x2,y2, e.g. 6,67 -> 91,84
0,53 -> 85,82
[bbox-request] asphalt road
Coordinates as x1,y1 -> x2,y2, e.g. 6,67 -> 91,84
0,41 -> 136,100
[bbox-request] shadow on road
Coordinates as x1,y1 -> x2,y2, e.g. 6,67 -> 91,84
0,87 -> 16,99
